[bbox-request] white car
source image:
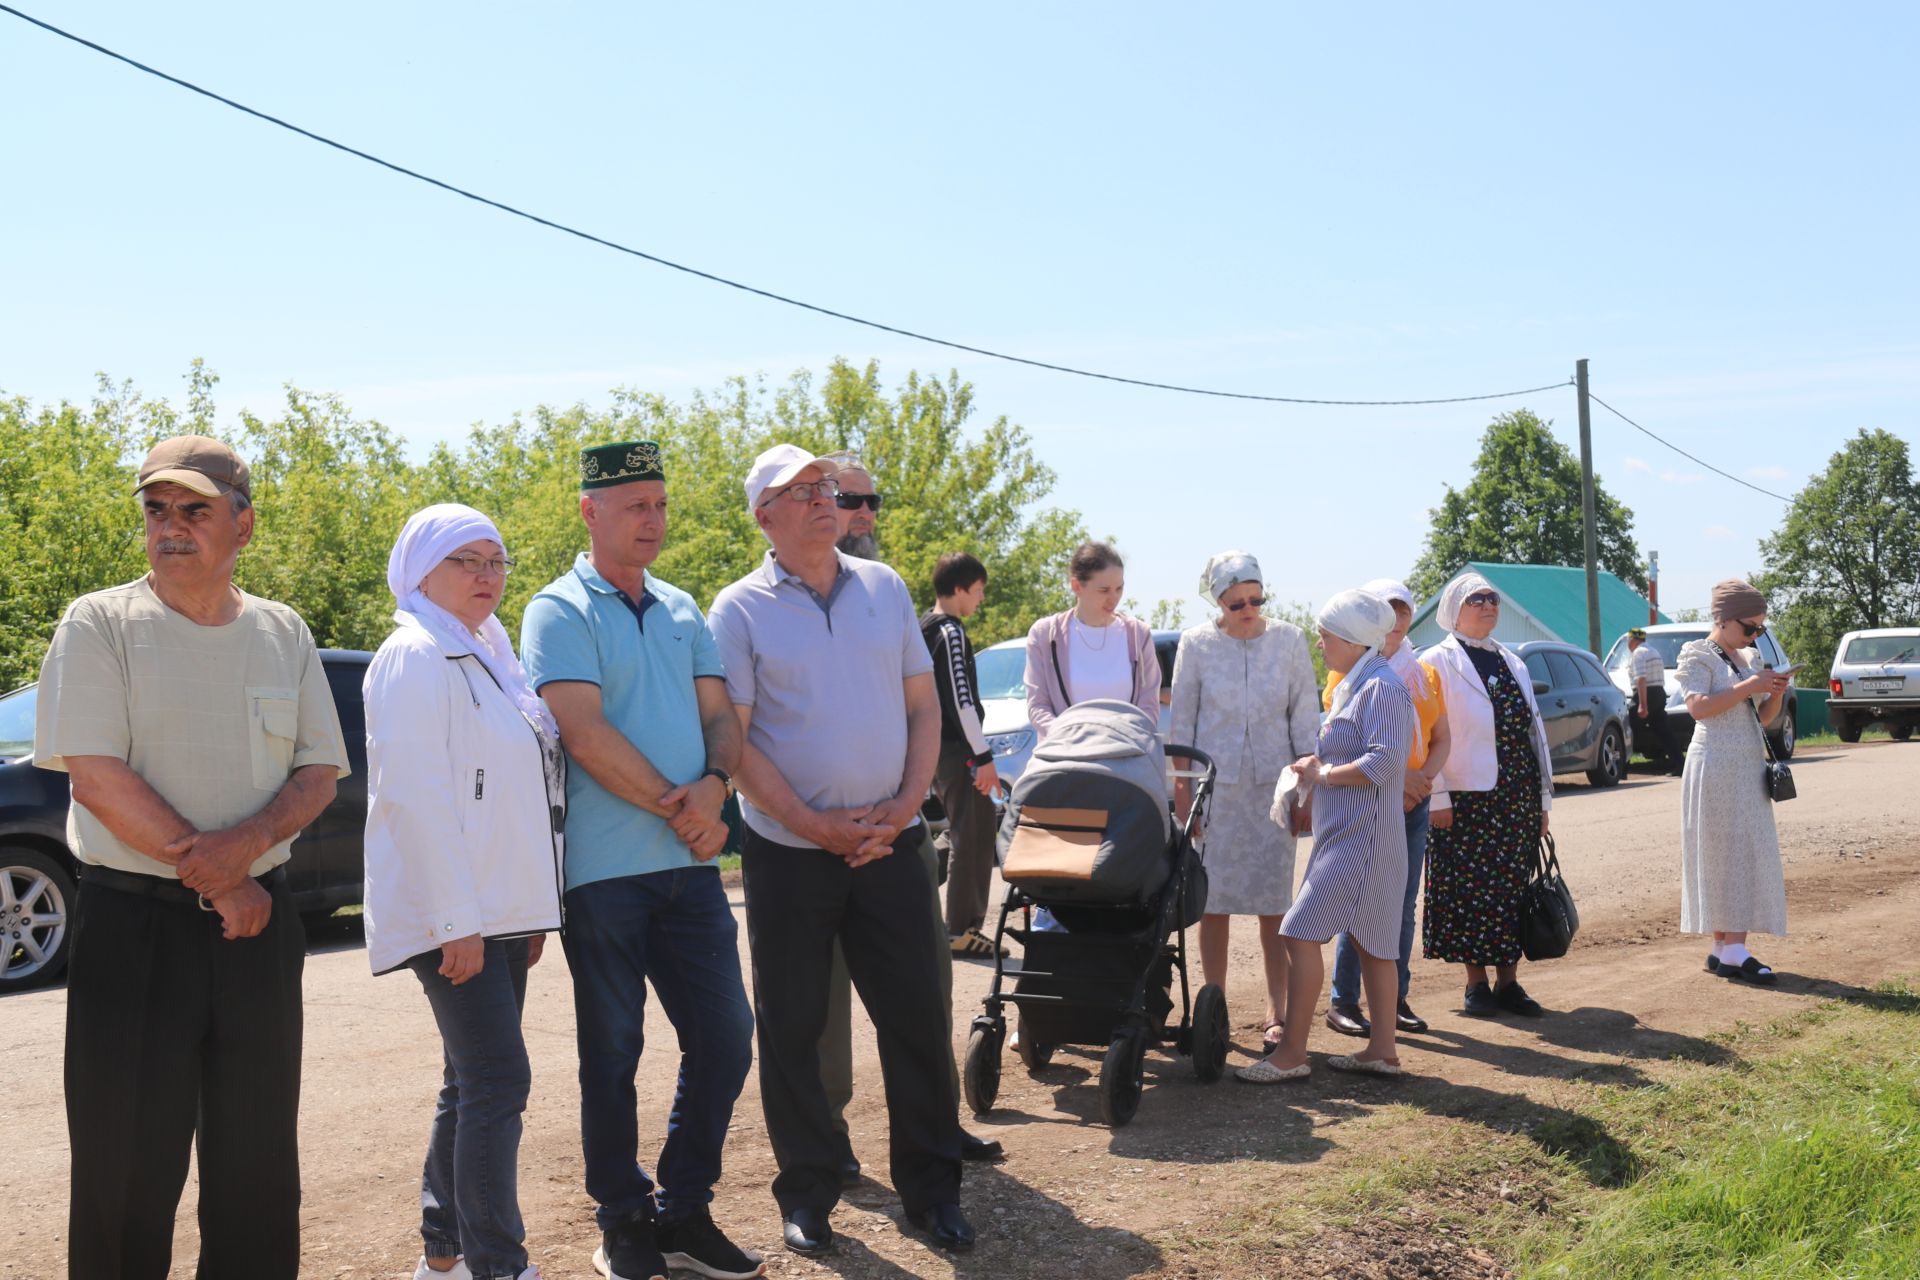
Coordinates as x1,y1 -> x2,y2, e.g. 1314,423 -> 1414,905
1601,622 -> 1799,759
1827,627 -> 1920,742
972,631 -> 1183,790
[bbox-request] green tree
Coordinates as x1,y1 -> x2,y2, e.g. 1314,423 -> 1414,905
1409,409 -> 1642,601
1756,428 -> 1920,682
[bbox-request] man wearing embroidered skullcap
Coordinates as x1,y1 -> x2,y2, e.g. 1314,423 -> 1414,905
36,434 -> 349,1278
520,441 -> 763,1280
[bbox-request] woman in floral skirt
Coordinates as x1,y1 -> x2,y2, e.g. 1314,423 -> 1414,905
1421,572 -> 1556,1017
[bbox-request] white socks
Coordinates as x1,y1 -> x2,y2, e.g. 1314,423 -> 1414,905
1716,941 -> 1754,967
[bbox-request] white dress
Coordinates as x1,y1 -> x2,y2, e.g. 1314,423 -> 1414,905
1676,640 -> 1788,935
1167,619 -> 1321,916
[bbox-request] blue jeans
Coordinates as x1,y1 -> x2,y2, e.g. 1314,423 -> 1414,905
410,937 -> 532,1280
1331,798 -> 1431,1007
561,867 -> 755,1230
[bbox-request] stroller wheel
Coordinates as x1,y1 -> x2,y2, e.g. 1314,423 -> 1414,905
1098,1029 -> 1147,1127
963,1021 -> 1003,1116
1191,983 -> 1229,1083
1015,1011 -> 1054,1072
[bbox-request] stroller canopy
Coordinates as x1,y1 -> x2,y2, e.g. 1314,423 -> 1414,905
998,700 -> 1173,904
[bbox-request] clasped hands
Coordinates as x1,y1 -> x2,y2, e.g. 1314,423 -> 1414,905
809,794 -> 921,869
658,774 -> 731,862
161,825 -> 271,940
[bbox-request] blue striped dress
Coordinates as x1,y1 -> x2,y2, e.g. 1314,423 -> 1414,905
1278,655 -> 1415,957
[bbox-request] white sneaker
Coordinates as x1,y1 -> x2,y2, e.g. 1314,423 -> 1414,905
413,1258 -> 474,1280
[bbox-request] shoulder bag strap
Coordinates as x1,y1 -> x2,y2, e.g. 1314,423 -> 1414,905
1710,641 -> 1779,764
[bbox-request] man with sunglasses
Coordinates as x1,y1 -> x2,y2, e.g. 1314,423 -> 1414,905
710,444 -> 976,1256
828,454 -> 884,560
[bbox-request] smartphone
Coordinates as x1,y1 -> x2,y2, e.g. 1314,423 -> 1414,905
1766,663 -> 1804,676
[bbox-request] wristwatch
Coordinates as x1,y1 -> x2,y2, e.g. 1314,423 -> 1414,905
700,766 -> 735,797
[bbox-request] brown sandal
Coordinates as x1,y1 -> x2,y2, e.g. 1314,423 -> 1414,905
1261,1021 -> 1286,1048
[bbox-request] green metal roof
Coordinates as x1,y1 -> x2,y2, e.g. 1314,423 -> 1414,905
1412,561 -> 1668,651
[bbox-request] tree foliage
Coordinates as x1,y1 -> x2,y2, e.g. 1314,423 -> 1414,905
1409,409 -> 1643,601
1756,428 -> 1920,682
0,360 -> 1087,690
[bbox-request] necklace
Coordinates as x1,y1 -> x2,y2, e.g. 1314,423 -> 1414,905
1075,613 -> 1112,651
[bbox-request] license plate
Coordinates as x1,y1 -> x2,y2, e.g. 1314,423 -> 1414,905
1860,677 -> 1906,693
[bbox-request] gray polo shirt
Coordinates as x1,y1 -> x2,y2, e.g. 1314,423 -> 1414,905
708,550 -> 934,848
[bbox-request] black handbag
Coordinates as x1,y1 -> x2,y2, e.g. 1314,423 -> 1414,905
1519,834 -> 1580,962
1712,643 -> 1796,803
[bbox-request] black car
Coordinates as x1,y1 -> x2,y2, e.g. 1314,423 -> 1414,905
1510,640 -> 1633,787
0,649 -> 372,992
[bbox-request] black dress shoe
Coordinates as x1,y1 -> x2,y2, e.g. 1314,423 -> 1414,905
1494,980 -> 1545,1017
908,1202 -> 976,1252
782,1207 -> 833,1256
1325,1002 -> 1371,1037
837,1155 -> 862,1189
1395,1001 -> 1429,1034
960,1130 -> 1005,1161
1462,981 -> 1499,1017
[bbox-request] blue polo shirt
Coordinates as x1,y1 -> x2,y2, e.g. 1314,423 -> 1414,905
520,553 -> 725,891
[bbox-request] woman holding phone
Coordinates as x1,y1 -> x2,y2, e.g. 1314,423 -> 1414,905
1676,579 -> 1793,984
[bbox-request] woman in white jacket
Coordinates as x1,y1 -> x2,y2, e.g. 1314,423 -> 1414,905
364,504 -> 563,1280
1420,572 -> 1555,1020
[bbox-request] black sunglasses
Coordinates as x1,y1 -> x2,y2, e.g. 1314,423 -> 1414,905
1735,619 -> 1767,639
1225,595 -> 1269,613
834,493 -> 884,512
1464,591 -> 1501,608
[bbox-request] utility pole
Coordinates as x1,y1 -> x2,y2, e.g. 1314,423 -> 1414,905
1576,358 -> 1601,656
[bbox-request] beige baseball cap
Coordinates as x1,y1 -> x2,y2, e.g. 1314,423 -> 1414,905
133,435 -> 252,501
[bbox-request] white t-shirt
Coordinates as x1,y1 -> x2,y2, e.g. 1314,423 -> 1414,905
1067,616 -> 1134,706
1630,643 -> 1665,690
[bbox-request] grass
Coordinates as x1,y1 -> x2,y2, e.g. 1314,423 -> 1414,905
1148,978 -> 1920,1279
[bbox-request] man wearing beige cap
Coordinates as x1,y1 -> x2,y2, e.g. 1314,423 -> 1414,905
35,434 -> 349,1280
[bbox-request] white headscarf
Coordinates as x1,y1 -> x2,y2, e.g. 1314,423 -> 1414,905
387,503 -> 557,740
1435,571 -> 1500,651
1198,550 -> 1261,605
1360,577 -> 1421,686
1318,588 -> 1396,714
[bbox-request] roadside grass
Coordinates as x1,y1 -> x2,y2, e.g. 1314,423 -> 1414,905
1148,978 -> 1920,1279
1795,726 -> 1900,746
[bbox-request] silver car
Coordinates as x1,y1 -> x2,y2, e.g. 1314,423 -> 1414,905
1827,628 -> 1920,742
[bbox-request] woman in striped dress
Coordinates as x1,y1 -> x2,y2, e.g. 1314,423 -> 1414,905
1239,590 -> 1414,1082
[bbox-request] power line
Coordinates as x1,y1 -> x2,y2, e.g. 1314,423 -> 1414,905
1588,390 -> 1793,503
0,2 -> 1572,409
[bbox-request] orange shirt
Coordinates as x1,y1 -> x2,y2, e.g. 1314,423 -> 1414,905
1323,657 -> 1446,771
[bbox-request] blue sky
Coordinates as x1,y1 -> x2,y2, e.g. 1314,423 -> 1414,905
4,2 -> 1915,629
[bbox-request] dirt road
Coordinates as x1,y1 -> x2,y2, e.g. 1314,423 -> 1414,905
4,741 -> 1916,1279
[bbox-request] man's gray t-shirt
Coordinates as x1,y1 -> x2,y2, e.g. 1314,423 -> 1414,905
707,550 -> 934,848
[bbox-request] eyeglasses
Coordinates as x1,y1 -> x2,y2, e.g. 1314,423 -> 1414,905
443,553 -> 515,577
834,492 -> 884,512
763,477 -> 840,505
1224,595 -> 1269,613
1464,591 -> 1501,608
1735,619 -> 1767,639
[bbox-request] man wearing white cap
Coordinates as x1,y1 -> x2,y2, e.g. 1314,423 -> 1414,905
1323,578 -> 1452,1039
708,445 -> 974,1257
35,435 -> 349,1278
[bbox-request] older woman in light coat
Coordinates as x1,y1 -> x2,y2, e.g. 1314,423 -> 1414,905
1421,572 -> 1555,1019
1169,552 -> 1321,1047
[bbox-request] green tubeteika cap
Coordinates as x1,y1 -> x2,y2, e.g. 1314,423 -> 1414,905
580,440 -> 665,490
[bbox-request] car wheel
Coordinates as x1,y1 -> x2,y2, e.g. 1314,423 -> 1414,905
1770,704 -> 1797,760
0,847 -> 76,992
1893,724 -> 1914,742
1836,714 -> 1863,743
1587,725 -> 1626,788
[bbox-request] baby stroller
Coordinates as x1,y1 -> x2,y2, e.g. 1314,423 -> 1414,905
961,700 -> 1225,1127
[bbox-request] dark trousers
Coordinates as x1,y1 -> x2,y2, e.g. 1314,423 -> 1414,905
66,869 -> 305,1280
742,830 -> 962,1218
817,825 -> 956,1146
561,867 -> 755,1230
935,741 -> 1000,937
410,937 -> 532,1280
1640,687 -> 1681,772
